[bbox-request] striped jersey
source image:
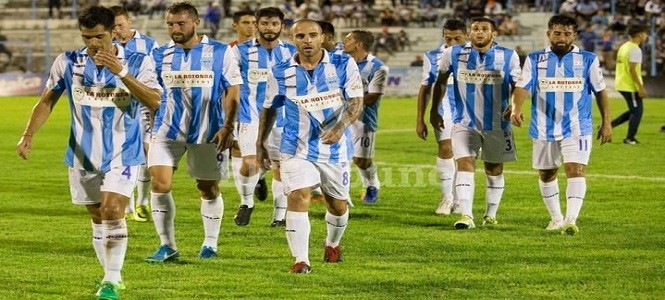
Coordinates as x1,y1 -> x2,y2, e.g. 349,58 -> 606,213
357,53 -> 388,132
516,46 -> 606,141
45,45 -> 161,172
234,39 -> 297,124
438,42 -> 521,131
152,36 -> 242,144
422,45 -> 455,118
115,30 -> 159,56
264,50 -> 364,163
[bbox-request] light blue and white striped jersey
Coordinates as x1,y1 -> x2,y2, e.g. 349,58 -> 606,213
264,50 -> 364,163
115,30 -> 159,56
438,42 -> 521,131
516,46 -> 606,141
357,53 -> 388,132
46,45 -> 162,172
234,39 -> 297,124
422,45 -> 455,118
152,36 -> 242,144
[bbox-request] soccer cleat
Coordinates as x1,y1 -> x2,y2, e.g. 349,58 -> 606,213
198,245 -> 218,259
453,215 -> 476,230
435,199 -> 453,215
95,281 -> 119,300
290,261 -> 311,274
145,245 -> 180,263
324,245 -> 342,263
125,212 -> 147,222
234,205 -> 254,226
362,186 -> 379,205
561,220 -> 579,236
270,220 -> 286,227
623,138 -> 638,145
136,205 -> 150,221
254,178 -> 268,202
545,219 -> 563,231
481,215 -> 498,227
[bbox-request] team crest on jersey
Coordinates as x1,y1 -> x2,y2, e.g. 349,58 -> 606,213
538,54 -> 548,62
201,53 -> 213,68
326,75 -> 338,87
73,86 -> 86,101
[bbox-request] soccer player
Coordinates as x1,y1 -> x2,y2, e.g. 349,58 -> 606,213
318,20 -> 344,54
435,17 -> 521,229
256,19 -> 364,274
229,10 -> 256,46
343,30 -> 389,204
146,2 -> 241,262
611,25 -> 649,145
111,5 -> 160,223
232,7 -> 297,226
16,6 -> 161,299
417,18 -> 467,215
511,14 -> 612,235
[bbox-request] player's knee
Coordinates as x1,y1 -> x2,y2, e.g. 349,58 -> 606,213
151,178 -> 172,193
326,199 -> 348,216
240,156 -> 260,176
539,169 -> 558,182
196,180 -> 219,199
484,163 -> 503,176
353,157 -> 372,169
99,199 -> 125,218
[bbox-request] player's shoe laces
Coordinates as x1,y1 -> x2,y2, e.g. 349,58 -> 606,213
95,281 -> 119,300
254,178 -> 268,201
145,245 -> 180,263
198,245 -> 217,259
454,215 -> 476,229
290,261 -> 311,274
136,205 -> 150,221
324,245 -> 342,263
270,220 -> 286,227
481,215 -> 498,227
545,219 -> 563,231
362,186 -> 379,205
234,205 -> 254,226
435,199 -> 453,215
561,219 -> 579,236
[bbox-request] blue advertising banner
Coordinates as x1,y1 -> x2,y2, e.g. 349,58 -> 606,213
383,67 -> 422,97
0,72 -> 47,97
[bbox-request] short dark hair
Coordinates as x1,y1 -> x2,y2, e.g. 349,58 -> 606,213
470,16 -> 497,32
317,20 -> 334,36
233,10 -> 255,23
548,14 -> 578,31
167,2 -> 199,20
256,7 -> 284,22
109,5 -> 130,18
627,25 -> 648,37
443,18 -> 466,32
78,6 -> 115,31
350,30 -> 374,50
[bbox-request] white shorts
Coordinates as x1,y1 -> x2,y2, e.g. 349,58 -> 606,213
69,166 -> 138,205
532,136 -> 592,169
139,108 -> 152,144
148,136 -> 224,180
351,121 -> 376,159
216,148 -> 230,179
267,126 -> 283,161
451,124 -> 517,163
238,122 -> 259,157
433,109 -> 453,142
280,156 -> 351,201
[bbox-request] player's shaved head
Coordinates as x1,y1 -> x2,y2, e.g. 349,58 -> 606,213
292,19 -> 322,33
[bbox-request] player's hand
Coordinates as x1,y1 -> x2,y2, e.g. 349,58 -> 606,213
597,122 -> 612,145
429,110 -> 444,131
509,106 -> 524,127
256,143 -> 271,170
638,87 -> 648,99
17,135 -> 33,160
94,49 -> 123,75
210,127 -> 234,151
321,122 -> 345,144
416,120 -> 428,140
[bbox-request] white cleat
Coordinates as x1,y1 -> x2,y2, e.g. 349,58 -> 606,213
435,199 -> 453,215
545,219 -> 563,231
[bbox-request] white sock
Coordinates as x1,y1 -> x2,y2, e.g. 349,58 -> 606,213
565,177 -> 586,222
356,166 -> 370,188
151,192 -> 176,249
92,221 -> 105,268
201,196 -> 224,249
325,210 -> 349,247
366,163 -> 380,189
285,211 -> 310,265
539,179 -> 563,221
126,192 -> 135,214
137,165 -> 151,207
272,180 -> 287,221
455,171 -> 475,217
237,173 -> 259,208
485,174 -> 505,218
102,219 -> 127,284
436,157 -> 456,201
231,156 -> 243,201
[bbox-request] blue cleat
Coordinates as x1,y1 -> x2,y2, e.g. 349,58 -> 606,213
198,245 -> 218,259
362,186 -> 379,205
145,245 -> 180,263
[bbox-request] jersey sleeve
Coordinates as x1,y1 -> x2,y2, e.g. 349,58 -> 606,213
420,53 -> 434,86
343,56 -> 364,100
135,55 -> 163,93
628,46 -> 642,63
367,65 -> 388,94
221,47 -> 243,88
588,55 -> 606,92
507,50 -> 522,84
44,53 -> 67,93
436,47 -> 453,74
515,54 -> 534,90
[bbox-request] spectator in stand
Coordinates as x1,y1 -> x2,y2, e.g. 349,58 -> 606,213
371,27 -> 396,56
297,0 -> 320,19
600,28 -> 616,73
410,54 -> 424,66
579,24 -> 597,52
484,0 -> 504,16
48,0 -> 62,18
420,3 -> 439,27
147,0 -> 167,19
559,0 -> 577,18
609,13 -> 628,32
468,0 -> 484,18
380,7 -> 397,26
591,9 -> 609,25
350,0 -> 367,27
499,15 -> 519,37
397,4 -> 412,27
204,2 -> 222,39
397,29 -> 411,51
279,0 -> 297,26
0,33 -> 11,72
453,0 -> 469,20
576,0 -> 599,21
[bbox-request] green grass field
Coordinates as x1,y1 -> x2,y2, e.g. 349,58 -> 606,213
1,95 -> 664,299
